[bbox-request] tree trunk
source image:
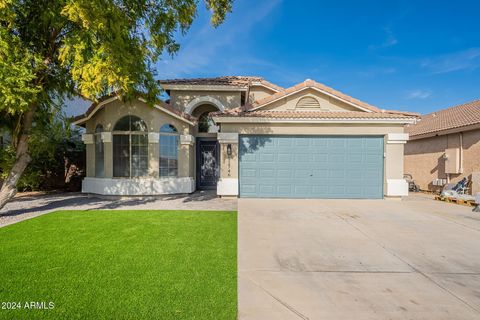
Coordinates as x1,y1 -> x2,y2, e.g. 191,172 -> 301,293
0,104 -> 37,211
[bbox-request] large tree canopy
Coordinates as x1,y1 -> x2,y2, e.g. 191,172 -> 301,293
0,0 -> 233,209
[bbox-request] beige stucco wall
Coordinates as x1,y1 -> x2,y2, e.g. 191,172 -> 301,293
219,123 -> 406,195
220,123 -> 404,135
84,98 -> 193,179
169,90 -> 241,112
248,85 -> 277,103
405,129 -> 480,193
219,142 -> 239,179
259,88 -> 360,112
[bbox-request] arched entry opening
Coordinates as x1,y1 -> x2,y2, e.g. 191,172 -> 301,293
192,104 -> 220,134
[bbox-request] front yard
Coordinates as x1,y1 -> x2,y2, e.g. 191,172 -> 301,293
0,210 -> 237,319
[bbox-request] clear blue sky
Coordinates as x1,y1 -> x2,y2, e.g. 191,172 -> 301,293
69,0 -> 480,116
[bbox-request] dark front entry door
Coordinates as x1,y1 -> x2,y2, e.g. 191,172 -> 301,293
196,139 -> 219,190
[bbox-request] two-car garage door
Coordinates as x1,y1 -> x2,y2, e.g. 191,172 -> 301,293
239,136 -> 384,199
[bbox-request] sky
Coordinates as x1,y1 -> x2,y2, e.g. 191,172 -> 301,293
68,0 -> 480,116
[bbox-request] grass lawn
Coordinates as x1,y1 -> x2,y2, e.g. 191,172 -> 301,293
0,210 -> 237,319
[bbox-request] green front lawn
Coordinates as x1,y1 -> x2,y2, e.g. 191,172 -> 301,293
0,210 -> 237,319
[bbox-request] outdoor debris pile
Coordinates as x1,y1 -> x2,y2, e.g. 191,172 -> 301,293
435,177 -> 480,211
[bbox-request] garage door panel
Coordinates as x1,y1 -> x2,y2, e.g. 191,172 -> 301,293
277,153 -> 293,162
259,153 -> 275,162
294,185 -> 311,195
294,153 -> 310,162
295,169 -> 311,179
259,168 -> 275,178
239,135 -> 384,199
240,168 -> 257,177
276,185 -> 293,196
277,169 -> 294,178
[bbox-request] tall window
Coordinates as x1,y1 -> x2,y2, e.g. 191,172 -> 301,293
94,124 -> 104,177
159,124 -> 179,177
113,115 -> 148,177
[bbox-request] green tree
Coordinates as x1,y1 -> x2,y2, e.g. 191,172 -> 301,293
0,0 -> 232,209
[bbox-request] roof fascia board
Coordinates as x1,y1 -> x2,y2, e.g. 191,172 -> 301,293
249,82 -> 281,93
138,98 -> 195,125
71,96 -> 119,125
212,116 -> 416,125
250,86 -> 374,113
160,84 -> 247,92
72,96 -> 194,126
409,122 -> 480,140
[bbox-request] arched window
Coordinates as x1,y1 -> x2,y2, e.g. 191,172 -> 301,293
113,115 -> 148,177
94,124 -> 104,177
159,124 -> 179,177
198,112 -> 218,133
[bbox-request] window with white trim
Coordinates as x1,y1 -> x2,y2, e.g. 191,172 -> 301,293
159,124 -> 179,178
113,115 -> 148,177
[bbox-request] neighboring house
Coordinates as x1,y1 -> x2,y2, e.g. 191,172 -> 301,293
405,100 -> 480,194
73,76 -> 417,199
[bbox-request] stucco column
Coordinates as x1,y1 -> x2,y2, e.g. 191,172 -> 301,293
385,133 -> 409,197
148,132 -> 159,177
101,133 -> 113,178
217,132 -> 239,197
179,134 -> 194,178
81,134 -> 95,177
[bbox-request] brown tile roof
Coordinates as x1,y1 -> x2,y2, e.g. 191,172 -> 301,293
158,76 -> 284,92
249,79 -> 386,112
405,99 -> 480,137
72,92 -> 196,124
213,110 -> 416,120
211,79 -> 419,120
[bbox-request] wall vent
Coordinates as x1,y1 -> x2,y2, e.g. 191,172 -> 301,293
296,96 -> 320,108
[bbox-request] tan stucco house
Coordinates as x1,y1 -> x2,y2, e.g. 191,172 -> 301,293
405,100 -> 480,194
73,76 -> 417,198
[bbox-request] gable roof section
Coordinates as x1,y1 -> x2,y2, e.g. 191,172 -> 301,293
249,79 -> 382,113
158,76 -> 283,92
406,99 -> 480,137
212,79 -> 419,123
72,93 -> 196,126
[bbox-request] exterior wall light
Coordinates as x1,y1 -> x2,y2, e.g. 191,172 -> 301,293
227,144 -> 232,157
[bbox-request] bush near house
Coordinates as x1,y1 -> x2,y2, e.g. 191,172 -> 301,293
0,114 -> 85,192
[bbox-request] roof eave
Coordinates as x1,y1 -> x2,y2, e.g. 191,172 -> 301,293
159,84 -> 248,92
212,116 -> 417,125
408,122 -> 480,140
72,96 -> 195,127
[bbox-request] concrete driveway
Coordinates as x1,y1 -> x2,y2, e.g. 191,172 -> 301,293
238,195 -> 480,319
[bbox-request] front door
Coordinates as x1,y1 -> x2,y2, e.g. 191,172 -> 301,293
196,139 -> 219,190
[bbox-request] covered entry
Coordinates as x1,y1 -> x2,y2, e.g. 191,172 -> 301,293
239,135 -> 384,199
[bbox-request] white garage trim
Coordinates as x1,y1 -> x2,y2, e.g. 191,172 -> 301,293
217,178 -> 239,196
386,179 -> 409,197
387,133 -> 409,144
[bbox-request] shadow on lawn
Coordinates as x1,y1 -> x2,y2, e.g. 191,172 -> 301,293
0,191 -> 220,217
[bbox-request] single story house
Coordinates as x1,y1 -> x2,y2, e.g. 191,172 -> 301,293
405,99 -> 480,194
73,76 -> 418,199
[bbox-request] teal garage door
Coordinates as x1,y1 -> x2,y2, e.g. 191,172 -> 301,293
239,135 -> 384,199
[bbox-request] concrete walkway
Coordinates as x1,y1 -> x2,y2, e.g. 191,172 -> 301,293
0,191 -> 237,228
238,195 -> 480,319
